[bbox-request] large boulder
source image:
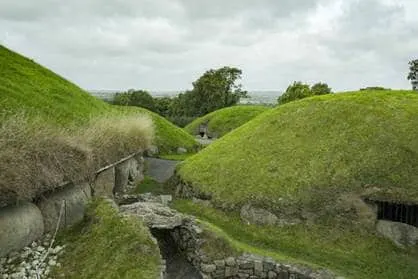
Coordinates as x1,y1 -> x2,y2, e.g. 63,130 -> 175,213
120,202 -> 186,229
37,182 -> 91,232
0,203 -> 44,257
93,166 -> 115,198
376,220 -> 418,247
114,156 -> 144,194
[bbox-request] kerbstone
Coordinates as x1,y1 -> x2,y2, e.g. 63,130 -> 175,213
0,203 -> 44,257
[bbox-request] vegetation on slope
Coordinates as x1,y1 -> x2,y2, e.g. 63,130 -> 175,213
179,90 -> 418,217
184,105 -> 269,137
0,45 -> 109,125
0,45 -> 197,152
53,200 -> 161,279
116,106 -> 198,154
0,45 -> 197,205
174,200 -> 418,279
0,114 -> 153,206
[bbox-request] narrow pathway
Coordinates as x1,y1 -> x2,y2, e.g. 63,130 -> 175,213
144,158 -> 179,183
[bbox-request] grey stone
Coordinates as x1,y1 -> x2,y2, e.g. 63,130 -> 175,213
240,203 -> 279,226
147,145 -> 159,157
237,258 -> 254,269
201,264 -> 216,274
263,259 -> 276,272
214,260 -> 225,268
160,195 -> 173,206
37,182 -> 91,232
93,167 -> 115,198
225,266 -> 239,277
225,257 -> 236,266
120,201 -> 184,229
177,147 -> 188,154
268,271 -> 277,279
0,203 -> 44,257
114,157 -> 144,194
278,271 -> 289,279
376,220 -> 418,247
254,259 -> 263,274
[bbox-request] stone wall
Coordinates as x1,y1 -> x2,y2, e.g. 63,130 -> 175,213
170,220 -> 337,279
0,153 -> 144,257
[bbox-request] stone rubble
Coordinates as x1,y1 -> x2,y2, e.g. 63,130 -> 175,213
0,234 -> 65,279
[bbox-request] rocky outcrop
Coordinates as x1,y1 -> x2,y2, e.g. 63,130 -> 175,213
376,220 -> 418,247
0,203 -> 44,257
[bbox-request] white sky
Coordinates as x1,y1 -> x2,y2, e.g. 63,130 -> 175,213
1,0 -> 417,92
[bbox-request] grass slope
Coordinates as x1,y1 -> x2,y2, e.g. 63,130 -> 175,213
184,105 -> 269,137
0,45 -> 196,152
176,90 -> 418,278
0,45 -> 109,125
174,200 -> 418,279
179,91 -> 418,211
53,200 -> 161,279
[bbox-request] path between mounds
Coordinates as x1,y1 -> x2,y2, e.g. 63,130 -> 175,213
144,158 -> 180,183
144,138 -> 215,183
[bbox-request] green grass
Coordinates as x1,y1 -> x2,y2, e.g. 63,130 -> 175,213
184,105 -> 270,137
0,45 -> 197,153
174,200 -> 418,279
178,90 -> 418,216
158,153 -> 196,161
134,176 -> 165,195
53,199 -> 161,279
0,45 -> 110,125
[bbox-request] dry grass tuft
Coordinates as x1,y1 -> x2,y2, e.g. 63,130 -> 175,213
81,114 -> 154,168
0,113 -> 154,207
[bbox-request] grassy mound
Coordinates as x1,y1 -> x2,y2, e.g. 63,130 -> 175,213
184,105 -> 269,137
0,45 -> 197,206
0,45 -> 110,125
53,200 -> 161,279
178,90 -> 418,218
0,45 -> 197,151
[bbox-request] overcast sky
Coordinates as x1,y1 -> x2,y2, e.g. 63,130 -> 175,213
0,0 -> 417,92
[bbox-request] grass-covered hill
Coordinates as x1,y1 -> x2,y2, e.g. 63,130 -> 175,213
0,45 -> 197,152
0,45 -> 196,206
179,90 -> 418,215
184,105 -> 270,137
175,90 -> 418,279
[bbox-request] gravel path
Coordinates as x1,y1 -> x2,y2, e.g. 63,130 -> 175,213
145,158 -> 179,183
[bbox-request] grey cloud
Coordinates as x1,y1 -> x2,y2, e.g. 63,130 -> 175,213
0,0 -> 416,91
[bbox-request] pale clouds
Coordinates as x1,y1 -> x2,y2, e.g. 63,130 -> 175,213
0,0 -> 416,91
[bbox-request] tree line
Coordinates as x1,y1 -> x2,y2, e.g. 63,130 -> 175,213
111,60 -> 418,126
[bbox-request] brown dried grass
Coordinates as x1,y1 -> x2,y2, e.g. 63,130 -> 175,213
0,113 -> 153,207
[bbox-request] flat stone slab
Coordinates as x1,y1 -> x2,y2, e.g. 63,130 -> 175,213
120,201 -> 186,229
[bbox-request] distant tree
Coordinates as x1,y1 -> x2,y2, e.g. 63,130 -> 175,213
277,81 -> 312,105
128,90 -> 156,111
112,89 -> 156,112
190,66 -> 247,116
154,97 -> 173,117
113,92 -> 131,106
311,82 -> 332,95
408,59 -> 418,91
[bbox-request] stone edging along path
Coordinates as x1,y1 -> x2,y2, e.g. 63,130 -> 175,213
119,194 -> 340,279
0,152 -> 144,258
